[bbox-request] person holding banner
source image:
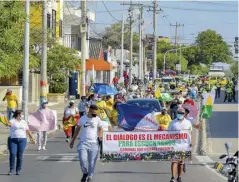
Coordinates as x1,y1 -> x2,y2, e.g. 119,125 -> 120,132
156,107 -> 172,130
70,105 -> 103,182
6,110 -> 35,175
168,107 -> 192,182
63,100 -> 80,143
37,100 -> 50,151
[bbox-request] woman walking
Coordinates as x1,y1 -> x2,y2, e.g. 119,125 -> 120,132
6,110 -> 35,175
63,100 -> 80,142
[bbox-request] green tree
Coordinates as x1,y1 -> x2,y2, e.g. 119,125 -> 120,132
188,65 -> 209,75
230,62 -> 238,77
47,44 -> 80,93
101,21 -> 139,52
0,1 -> 41,78
157,53 -> 188,72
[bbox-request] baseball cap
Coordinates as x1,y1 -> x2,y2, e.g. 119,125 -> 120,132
177,107 -> 185,114
7,88 -> 12,92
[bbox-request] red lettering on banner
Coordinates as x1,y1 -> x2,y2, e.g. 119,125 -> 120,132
106,134 -> 111,140
153,133 -> 188,140
113,134 -> 138,140
139,134 -> 145,140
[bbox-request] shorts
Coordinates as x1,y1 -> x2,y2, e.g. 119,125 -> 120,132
171,155 -> 185,164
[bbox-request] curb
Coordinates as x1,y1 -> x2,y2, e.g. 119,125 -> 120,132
0,124 -> 62,155
214,162 -> 228,177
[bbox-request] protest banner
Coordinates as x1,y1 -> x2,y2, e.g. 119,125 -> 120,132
102,130 -> 191,162
28,109 -> 57,132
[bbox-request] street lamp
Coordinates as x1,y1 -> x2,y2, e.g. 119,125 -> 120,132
163,44 -> 197,74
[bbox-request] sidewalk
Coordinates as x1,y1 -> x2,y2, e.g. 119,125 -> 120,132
0,101 -> 79,155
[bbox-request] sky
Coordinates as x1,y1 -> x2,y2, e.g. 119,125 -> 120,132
69,1 -> 238,48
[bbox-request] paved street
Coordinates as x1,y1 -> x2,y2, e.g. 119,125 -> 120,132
207,90 -> 238,161
0,131 -> 226,182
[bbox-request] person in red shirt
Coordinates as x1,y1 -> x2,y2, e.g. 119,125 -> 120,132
112,76 -> 119,89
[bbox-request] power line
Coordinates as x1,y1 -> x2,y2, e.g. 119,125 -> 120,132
160,6 -> 237,12
190,1 -> 237,7
101,0 -> 120,21
95,9 -> 128,13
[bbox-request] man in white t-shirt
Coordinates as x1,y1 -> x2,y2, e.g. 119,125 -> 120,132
168,108 -> 192,182
70,105 -> 103,182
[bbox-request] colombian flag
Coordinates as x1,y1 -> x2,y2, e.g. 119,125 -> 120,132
201,89 -> 215,119
0,115 -> 8,126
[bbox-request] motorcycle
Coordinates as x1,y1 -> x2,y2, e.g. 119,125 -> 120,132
220,143 -> 238,182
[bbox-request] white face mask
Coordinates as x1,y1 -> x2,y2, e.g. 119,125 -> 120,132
21,115 -> 24,120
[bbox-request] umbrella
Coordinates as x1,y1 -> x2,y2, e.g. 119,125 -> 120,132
94,85 -> 118,95
182,104 -> 198,119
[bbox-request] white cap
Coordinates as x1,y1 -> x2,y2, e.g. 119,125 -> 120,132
69,100 -> 75,104
7,88 -> 12,92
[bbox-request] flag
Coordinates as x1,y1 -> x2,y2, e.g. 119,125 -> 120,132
117,103 -> 160,131
0,115 -> 8,126
155,87 -> 161,98
158,93 -> 174,102
201,89 -> 215,119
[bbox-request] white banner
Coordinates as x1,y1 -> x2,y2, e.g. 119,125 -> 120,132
102,130 -> 191,161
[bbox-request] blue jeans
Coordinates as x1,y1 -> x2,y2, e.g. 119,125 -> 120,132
77,142 -> 99,177
9,138 -> 27,172
7,108 -> 15,121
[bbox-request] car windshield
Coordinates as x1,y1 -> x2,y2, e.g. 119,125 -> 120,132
127,100 -> 161,112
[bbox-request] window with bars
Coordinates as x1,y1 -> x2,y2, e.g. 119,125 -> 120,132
59,20 -> 63,38
52,10 -> 56,38
47,13 -> 51,28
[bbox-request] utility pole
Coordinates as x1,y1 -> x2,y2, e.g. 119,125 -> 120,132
120,14 -> 124,77
22,0 -> 30,121
121,2 -> 143,87
129,6 -> 133,87
148,1 -> 161,79
170,22 -> 184,52
40,0 -> 48,107
81,0 -> 87,96
138,7 -> 143,80
153,0 -> 158,79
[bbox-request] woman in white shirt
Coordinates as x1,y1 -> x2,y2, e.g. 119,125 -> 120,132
6,110 -> 35,175
63,100 -> 80,142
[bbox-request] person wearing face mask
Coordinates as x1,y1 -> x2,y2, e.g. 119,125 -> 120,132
6,110 -> 35,175
70,105 -> 103,182
37,100 -> 52,151
168,108 -> 192,182
78,96 -> 87,117
156,107 -> 172,130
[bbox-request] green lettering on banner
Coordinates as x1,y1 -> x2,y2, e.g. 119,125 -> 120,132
118,141 -> 134,147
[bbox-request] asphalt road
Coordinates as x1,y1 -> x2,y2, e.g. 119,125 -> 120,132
207,90 -> 238,161
0,132 -> 226,182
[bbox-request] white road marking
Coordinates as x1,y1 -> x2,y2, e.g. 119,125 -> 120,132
36,156 -> 49,160
58,156 -> 76,162
2,153 -> 79,156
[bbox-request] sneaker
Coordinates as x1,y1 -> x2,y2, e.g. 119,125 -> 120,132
16,171 -> 20,175
87,176 -> 93,182
177,177 -> 182,182
170,177 -> 175,182
42,146 -> 46,150
81,174 -> 88,182
38,146 -> 41,151
8,170 -> 13,175
65,139 -> 70,143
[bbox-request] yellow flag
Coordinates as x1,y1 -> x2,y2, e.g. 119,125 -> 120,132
155,87 -> 161,98
206,95 -> 213,106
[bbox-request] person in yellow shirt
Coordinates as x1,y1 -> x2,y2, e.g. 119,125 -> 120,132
156,107 -> 172,130
109,101 -> 121,126
3,89 -> 18,121
105,95 -> 114,111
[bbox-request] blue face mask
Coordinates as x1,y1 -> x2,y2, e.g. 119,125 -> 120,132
177,114 -> 184,120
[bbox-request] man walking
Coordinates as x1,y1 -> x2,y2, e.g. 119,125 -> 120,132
168,108 -> 192,182
215,81 -> 221,98
70,105 -> 103,182
3,89 -> 18,121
